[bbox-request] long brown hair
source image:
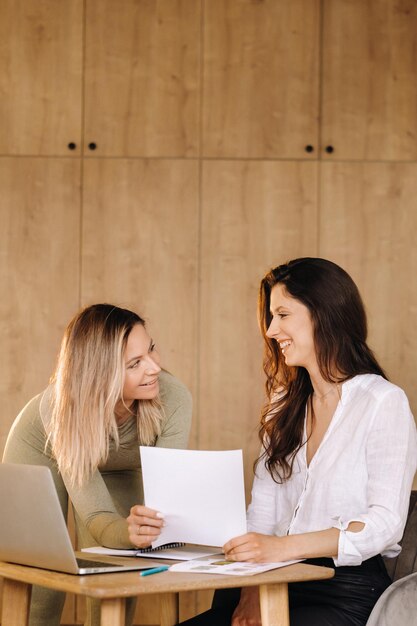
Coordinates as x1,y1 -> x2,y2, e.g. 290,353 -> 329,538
256,258 -> 386,483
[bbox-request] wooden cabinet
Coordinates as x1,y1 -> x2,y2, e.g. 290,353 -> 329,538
80,160 -> 199,624
322,0 -> 417,160
84,0 -> 201,157
0,156 -> 80,457
81,158 -> 199,415
0,157 -> 80,623
1,2 -> 416,624
0,156 -> 80,623
319,162 -> 417,410
0,0 -> 200,158
200,160 -> 318,495
2,1 -> 417,160
0,0 -> 83,156
203,0 -> 320,158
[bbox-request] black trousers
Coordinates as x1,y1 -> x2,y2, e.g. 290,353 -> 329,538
179,556 -> 391,626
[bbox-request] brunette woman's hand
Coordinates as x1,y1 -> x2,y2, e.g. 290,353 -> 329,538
232,588 -> 261,626
127,504 -> 165,548
223,532 -> 289,563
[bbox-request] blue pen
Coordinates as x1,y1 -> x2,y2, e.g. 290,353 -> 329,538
140,565 -> 169,577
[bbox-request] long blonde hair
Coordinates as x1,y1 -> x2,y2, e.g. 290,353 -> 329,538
46,304 -> 163,486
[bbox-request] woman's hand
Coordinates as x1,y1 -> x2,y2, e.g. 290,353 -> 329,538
127,504 -> 165,548
224,532 -> 289,563
232,588 -> 261,626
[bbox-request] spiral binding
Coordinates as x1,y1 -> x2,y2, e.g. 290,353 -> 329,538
135,542 -> 186,554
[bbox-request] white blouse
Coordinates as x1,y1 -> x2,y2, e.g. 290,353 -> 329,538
246,374 -> 417,566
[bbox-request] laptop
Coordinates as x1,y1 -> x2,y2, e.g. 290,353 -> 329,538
0,463 -> 159,575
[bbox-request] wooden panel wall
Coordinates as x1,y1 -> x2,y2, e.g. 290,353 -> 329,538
203,0 -> 320,158
319,163 -> 417,410
0,1 -> 416,625
0,158 -> 80,623
84,0 -> 200,157
200,161 -> 318,492
0,158 -> 81,452
0,0 -> 83,155
322,0 -> 417,160
81,158 -> 199,439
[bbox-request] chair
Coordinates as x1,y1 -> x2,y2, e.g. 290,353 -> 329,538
366,491 -> 417,625
383,490 -> 417,581
365,571 -> 417,626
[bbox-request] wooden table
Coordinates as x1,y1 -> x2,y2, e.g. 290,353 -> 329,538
0,559 -> 334,626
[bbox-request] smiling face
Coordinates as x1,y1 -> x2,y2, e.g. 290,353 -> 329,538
121,323 -> 161,404
266,283 -> 318,373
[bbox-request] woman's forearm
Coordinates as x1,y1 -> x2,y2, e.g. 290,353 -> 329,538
224,521 -> 365,562
282,521 -> 365,561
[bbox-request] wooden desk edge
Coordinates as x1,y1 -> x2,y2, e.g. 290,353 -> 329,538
0,561 -> 334,599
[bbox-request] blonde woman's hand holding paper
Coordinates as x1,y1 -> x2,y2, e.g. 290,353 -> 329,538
127,504 -> 165,548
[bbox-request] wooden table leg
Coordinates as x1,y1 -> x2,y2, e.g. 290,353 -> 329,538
100,597 -> 126,626
259,582 -> 290,626
1,578 -> 32,626
159,592 -> 179,626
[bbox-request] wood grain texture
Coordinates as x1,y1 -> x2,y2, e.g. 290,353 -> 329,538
259,583 -> 289,626
178,589 -> 213,623
101,598 -> 126,626
1,4 -> 416,625
322,0 -> 417,160
319,162 -> 417,417
0,560 -> 334,597
1,578 -> 31,626
0,158 -> 80,456
203,0 -> 320,158
200,160 -> 318,499
0,0 -> 82,156
77,590 -> 201,625
159,592 -> 179,626
81,159 -> 199,425
84,0 -> 200,157
76,581 -> 161,626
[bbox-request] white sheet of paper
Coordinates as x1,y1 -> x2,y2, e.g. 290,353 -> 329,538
140,447 -> 247,548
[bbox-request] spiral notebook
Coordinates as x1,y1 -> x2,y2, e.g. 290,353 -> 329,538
82,543 -> 222,561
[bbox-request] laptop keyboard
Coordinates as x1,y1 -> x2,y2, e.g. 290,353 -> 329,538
76,558 -> 119,569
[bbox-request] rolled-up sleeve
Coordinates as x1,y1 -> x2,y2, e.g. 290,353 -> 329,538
334,388 -> 417,566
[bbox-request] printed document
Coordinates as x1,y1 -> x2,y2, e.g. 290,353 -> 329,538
170,557 -> 301,576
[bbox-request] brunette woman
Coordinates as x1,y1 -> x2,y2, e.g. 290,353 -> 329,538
180,257 -> 416,626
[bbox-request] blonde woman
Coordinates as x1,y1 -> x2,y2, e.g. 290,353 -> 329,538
3,303 -> 192,626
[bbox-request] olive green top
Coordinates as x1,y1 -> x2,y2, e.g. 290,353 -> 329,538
3,370 -> 192,550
